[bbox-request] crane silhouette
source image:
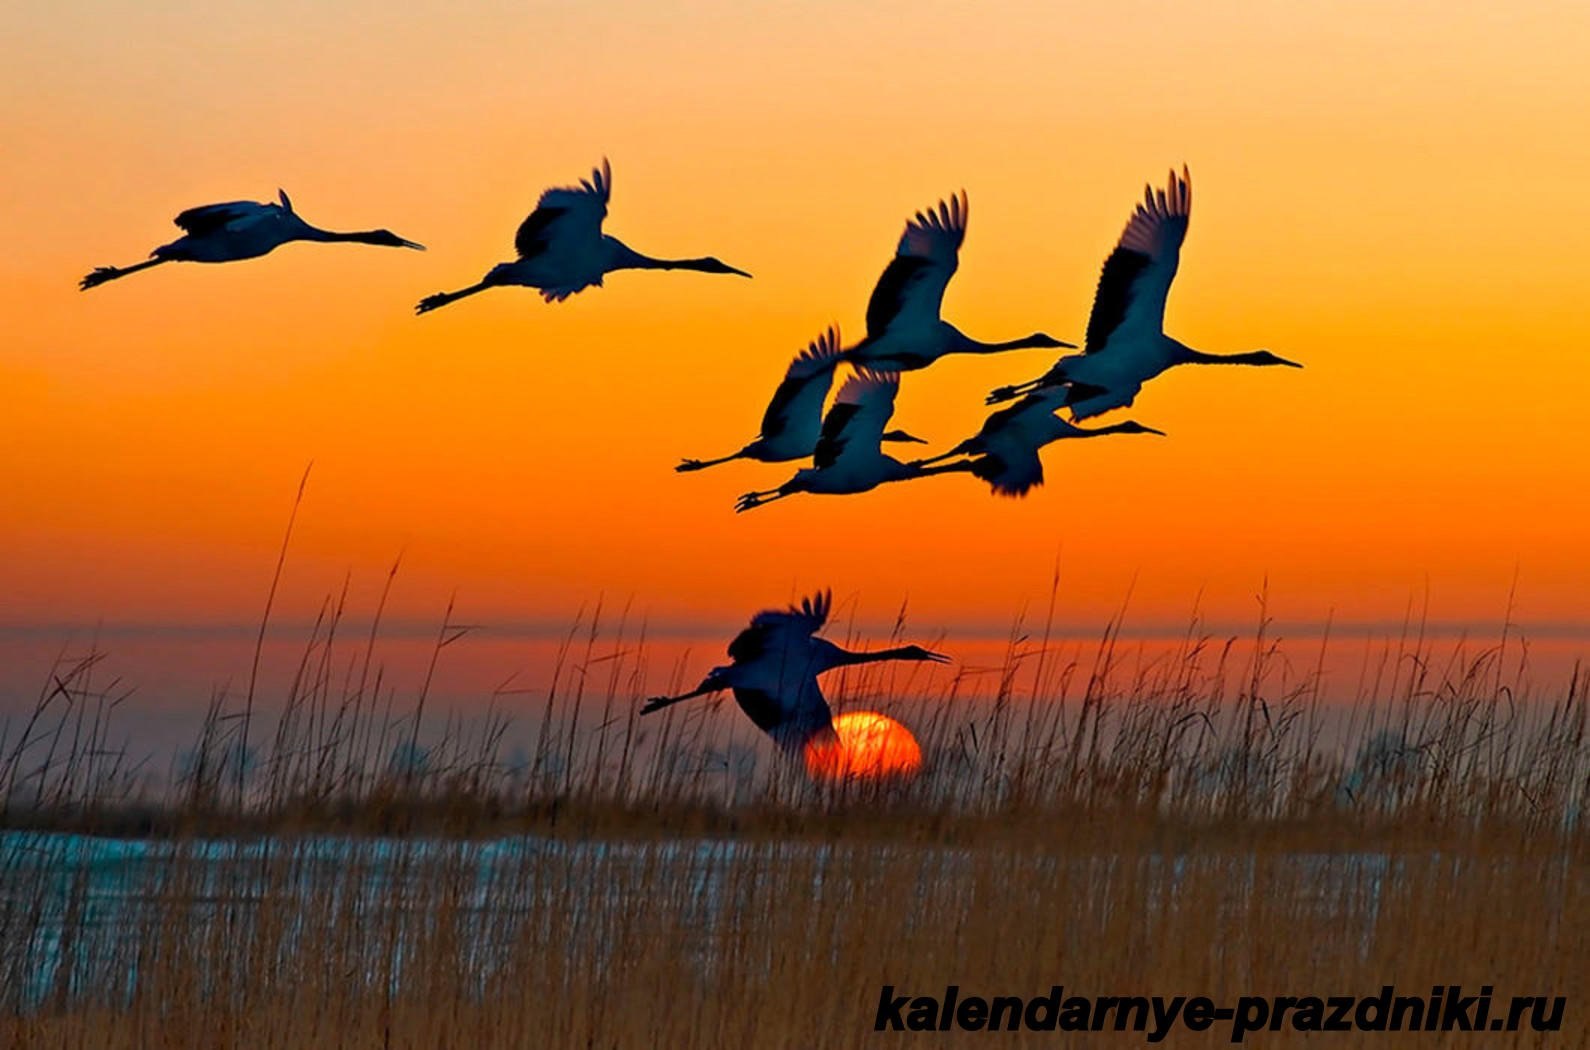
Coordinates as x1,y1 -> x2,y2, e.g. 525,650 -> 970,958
911,386 -> 1164,497
676,325 -> 926,473
987,167 -> 1300,414
415,159 -> 750,313
79,190 -> 423,290
639,590 -> 947,756
735,369 -> 957,511
839,192 -> 1073,372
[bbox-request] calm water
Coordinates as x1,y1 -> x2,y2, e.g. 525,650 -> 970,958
2,829 -> 1416,1013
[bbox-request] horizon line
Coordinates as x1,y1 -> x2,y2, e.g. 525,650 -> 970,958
2,616 -> 1589,646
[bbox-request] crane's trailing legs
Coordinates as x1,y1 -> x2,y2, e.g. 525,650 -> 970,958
640,681 -> 722,715
986,377 -> 1053,405
901,461 -> 990,481
415,282 -> 492,315
676,451 -> 746,473
909,447 -> 975,469
80,258 -> 170,290
735,488 -> 793,513
986,376 -> 1114,407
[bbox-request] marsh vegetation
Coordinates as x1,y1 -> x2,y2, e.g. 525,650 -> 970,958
2,590 -> 1586,1047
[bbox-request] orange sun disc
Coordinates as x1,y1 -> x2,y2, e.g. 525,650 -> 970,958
804,711 -> 923,782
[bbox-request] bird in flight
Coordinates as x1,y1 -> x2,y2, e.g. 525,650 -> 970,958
639,590 -> 947,756
734,369 -> 954,511
80,190 -> 423,290
675,325 -> 926,473
987,167 -> 1300,415
911,386 -> 1164,497
839,192 -> 1073,372
415,159 -> 750,314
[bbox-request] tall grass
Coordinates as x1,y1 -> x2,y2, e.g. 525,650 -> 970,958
1,579 -> 1586,1047
3,580 -> 1584,838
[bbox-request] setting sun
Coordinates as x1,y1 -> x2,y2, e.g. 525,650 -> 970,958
805,711 -> 923,782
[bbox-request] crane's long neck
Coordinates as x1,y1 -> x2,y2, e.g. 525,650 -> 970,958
301,227 -> 388,245
1070,420 -> 1142,439
829,646 -> 929,667
606,239 -> 713,273
1175,345 -> 1271,366
951,330 -> 1054,355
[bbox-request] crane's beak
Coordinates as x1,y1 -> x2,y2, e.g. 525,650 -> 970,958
399,238 -> 427,251
921,649 -> 952,664
1143,425 -> 1168,436
725,264 -> 752,278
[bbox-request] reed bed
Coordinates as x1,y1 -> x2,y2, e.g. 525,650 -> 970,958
1,586 -> 1587,1047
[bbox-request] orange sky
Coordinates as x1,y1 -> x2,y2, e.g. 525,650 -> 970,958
4,0 -> 1590,682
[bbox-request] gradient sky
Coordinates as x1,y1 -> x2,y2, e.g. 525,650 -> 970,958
4,0 -> 1590,701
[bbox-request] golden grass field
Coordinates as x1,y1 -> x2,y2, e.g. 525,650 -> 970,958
2,593 -> 1587,1048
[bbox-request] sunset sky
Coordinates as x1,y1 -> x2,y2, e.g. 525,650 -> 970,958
4,1 -> 1590,712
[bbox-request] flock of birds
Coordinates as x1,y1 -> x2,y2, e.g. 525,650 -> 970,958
687,167 -> 1299,511
82,160 -> 1299,513
80,160 -> 1302,759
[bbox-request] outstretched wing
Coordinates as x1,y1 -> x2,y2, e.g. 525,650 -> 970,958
976,386 -> 1068,442
864,192 -> 967,338
974,448 -> 1045,498
514,158 -> 612,260
731,585 -> 833,652
759,325 -> 842,442
812,370 -> 900,469
725,591 -> 835,752
727,590 -> 832,663
970,389 -> 1066,496
1084,166 -> 1190,353
172,201 -> 276,236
